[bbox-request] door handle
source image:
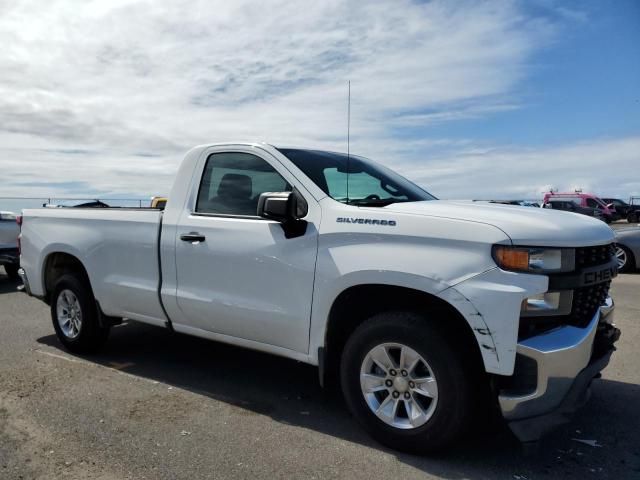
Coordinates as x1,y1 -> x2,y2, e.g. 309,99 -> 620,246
180,232 -> 206,243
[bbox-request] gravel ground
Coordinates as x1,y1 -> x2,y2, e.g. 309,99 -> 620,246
0,269 -> 638,480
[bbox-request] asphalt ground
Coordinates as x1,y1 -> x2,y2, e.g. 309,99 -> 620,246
0,269 -> 638,480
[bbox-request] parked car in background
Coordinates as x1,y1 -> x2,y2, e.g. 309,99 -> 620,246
542,199 -> 603,220
542,192 -> 615,223
0,211 -> 20,280
479,200 -> 540,207
602,198 -> 631,220
627,197 -> 640,223
73,200 -> 110,208
614,227 -> 640,273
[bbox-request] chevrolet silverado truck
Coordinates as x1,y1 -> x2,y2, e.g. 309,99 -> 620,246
0,211 -> 20,280
19,143 -> 620,453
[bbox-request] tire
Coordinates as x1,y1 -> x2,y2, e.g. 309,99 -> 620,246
628,212 -> 639,223
4,264 -> 19,281
615,244 -> 635,273
341,311 -> 476,454
50,273 -> 110,353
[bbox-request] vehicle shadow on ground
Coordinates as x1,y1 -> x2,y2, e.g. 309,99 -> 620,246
37,321 -> 639,479
0,274 -> 20,294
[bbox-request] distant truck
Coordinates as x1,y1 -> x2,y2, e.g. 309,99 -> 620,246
18,143 -> 620,452
601,198 -> 631,220
627,197 -> 640,223
0,211 -> 20,280
542,192 -> 615,223
542,198 -> 604,221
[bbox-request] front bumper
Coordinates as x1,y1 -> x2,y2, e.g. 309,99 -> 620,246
499,296 -> 619,443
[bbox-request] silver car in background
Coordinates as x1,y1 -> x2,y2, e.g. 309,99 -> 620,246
0,211 -> 20,280
615,227 -> 640,273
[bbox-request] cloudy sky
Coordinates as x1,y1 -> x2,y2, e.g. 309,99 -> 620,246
1,0 -> 639,203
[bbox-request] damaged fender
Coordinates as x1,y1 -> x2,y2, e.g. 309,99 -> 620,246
438,267 -> 548,376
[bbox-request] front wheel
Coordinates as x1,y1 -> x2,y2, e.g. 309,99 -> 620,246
341,312 -> 476,453
51,274 -> 110,353
615,245 -> 635,273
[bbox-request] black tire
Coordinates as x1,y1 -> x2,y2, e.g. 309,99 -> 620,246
616,245 -> 635,273
628,212 -> 639,223
50,274 -> 110,353
4,264 -> 19,281
341,311 -> 476,454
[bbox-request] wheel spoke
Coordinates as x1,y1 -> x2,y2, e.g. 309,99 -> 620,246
369,345 -> 395,372
400,346 -> 420,373
375,395 -> 400,423
404,397 -> 427,427
362,373 -> 387,393
412,377 -> 437,398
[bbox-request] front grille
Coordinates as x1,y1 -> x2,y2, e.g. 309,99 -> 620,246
568,282 -> 611,327
571,243 -> 615,327
518,243 -> 615,339
575,244 -> 616,269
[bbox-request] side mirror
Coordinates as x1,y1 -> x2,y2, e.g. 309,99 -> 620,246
257,191 -> 307,221
257,191 -> 308,239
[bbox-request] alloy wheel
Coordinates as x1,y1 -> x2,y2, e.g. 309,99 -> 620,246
360,343 -> 438,429
56,289 -> 83,339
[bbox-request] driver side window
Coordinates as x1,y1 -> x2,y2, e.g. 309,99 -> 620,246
196,152 -> 291,216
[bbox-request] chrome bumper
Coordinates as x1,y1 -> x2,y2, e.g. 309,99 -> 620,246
499,296 -> 619,442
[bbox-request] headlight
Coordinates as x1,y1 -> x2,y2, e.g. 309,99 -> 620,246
492,245 -> 575,273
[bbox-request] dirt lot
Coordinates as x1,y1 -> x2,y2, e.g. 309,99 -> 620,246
0,270 -> 638,480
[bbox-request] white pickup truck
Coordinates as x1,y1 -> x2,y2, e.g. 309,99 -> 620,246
19,143 -> 620,453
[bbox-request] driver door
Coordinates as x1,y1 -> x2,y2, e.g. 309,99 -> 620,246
172,149 -> 319,354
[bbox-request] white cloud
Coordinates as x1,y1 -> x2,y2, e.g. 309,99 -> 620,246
398,136 -> 640,200
1,0 -> 633,206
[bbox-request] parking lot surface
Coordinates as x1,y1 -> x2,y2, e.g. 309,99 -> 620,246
0,271 -> 638,480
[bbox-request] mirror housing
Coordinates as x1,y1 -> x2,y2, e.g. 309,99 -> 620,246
257,190 -> 308,222
257,191 -> 308,239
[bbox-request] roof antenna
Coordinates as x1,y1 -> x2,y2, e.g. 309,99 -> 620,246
346,80 -> 351,204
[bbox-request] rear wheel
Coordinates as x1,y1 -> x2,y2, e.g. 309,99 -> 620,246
341,311 -> 476,453
51,274 -> 110,353
628,212 -> 639,223
4,264 -> 19,281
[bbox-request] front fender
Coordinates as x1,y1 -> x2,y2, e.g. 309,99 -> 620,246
440,268 -> 548,375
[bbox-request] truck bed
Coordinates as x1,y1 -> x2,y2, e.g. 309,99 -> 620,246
20,208 -> 167,324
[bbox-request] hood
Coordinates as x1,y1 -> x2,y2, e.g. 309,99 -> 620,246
381,200 -> 615,247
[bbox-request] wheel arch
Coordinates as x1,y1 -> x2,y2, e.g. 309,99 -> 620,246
320,284 -> 486,388
42,251 -> 92,304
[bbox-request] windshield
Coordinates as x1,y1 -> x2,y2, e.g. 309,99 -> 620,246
277,148 -> 436,206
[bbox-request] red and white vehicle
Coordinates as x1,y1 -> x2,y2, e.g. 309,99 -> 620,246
542,192 -> 616,223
